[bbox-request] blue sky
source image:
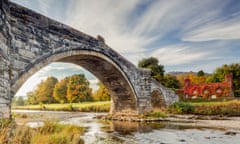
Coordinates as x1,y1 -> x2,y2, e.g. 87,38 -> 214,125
11,0 -> 240,96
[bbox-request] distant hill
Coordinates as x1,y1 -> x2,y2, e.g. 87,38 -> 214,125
167,71 -> 211,76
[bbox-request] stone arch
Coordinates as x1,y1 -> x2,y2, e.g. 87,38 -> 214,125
11,50 -> 138,114
151,88 -> 166,108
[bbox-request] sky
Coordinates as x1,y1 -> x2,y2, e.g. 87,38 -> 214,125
11,0 -> 240,96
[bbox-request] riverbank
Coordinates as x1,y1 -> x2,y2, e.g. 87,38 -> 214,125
165,115 -> 240,130
12,100 -> 240,131
11,110 -> 240,144
14,110 -> 240,131
99,113 -> 240,130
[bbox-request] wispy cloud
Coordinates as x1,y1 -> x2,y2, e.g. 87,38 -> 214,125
11,0 -> 240,66
151,45 -> 208,65
182,17 -> 240,42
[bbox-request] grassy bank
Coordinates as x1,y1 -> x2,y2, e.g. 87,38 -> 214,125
168,100 -> 240,116
12,101 -> 111,112
0,119 -> 84,144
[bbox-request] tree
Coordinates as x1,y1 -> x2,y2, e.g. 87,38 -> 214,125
16,96 -> 25,106
176,73 -> 188,88
138,57 -> 165,83
196,70 -> 207,84
35,77 -> 58,104
67,74 -> 93,103
197,70 -> 205,77
207,63 -> 240,96
53,77 -> 69,103
93,82 -> 111,101
164,74 -> 180,89
26,91 -> 38,105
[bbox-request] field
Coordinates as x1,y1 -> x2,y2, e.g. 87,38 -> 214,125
12,101 -> 111,112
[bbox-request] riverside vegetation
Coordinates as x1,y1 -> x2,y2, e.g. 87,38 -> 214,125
168,100 -> 240,116
0,119 -> 84,144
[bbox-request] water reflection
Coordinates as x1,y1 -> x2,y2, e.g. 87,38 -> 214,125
99,120 -> 240,144
102,120 -> 202,135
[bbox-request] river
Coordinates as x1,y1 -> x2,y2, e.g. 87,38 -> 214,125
12,110 -> 240,144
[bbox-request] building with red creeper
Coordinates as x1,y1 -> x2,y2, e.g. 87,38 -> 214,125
184,74 -> 234,99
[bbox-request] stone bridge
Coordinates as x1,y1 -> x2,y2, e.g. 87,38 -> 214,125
0,0 -> 178,118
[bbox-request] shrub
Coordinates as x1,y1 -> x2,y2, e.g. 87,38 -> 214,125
168,102 -> 195,114
145,111 -> 166,118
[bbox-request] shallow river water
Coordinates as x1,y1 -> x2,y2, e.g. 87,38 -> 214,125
12,110 -> 240,144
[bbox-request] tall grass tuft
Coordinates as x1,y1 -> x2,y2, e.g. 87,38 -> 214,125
32,119 -> 85,144
0,119 -> 85,144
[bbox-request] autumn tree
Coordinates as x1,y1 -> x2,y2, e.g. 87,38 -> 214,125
138,57 -> 165,83
196,70 -> 207,84
26,91 -> 38,104
93,82 -> 111,101
35,77 -> 58,104
207,63 -> 240,96
67,74 -> 93,103
53,77 -> 69,103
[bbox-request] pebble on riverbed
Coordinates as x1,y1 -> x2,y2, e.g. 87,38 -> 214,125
225,131 -> 237,136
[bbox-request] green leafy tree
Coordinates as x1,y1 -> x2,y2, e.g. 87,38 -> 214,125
53,77 -> 69,103
197,70 -> 205,77
35,77 -> 58,104
93,82 -> 111,101
207,63 -> 240,96
138,57 -> 165,83
67,74 -> 93,103
164,74 -> 180,89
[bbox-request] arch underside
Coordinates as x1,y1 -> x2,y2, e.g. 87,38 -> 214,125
58,55 -> 137,113
151,89 -> 166,108
13,51 -> 138,114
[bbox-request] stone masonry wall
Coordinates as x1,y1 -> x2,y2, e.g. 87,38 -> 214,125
0,0 -> 11,118
151,79 -> 179,106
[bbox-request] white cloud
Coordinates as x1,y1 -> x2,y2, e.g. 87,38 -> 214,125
150,45 -> 208,65
15,73 -> 47,96
182,16 -> 240,42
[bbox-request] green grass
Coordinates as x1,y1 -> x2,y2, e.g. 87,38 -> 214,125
168,100 -> 240,116
12,101 -> 111,112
